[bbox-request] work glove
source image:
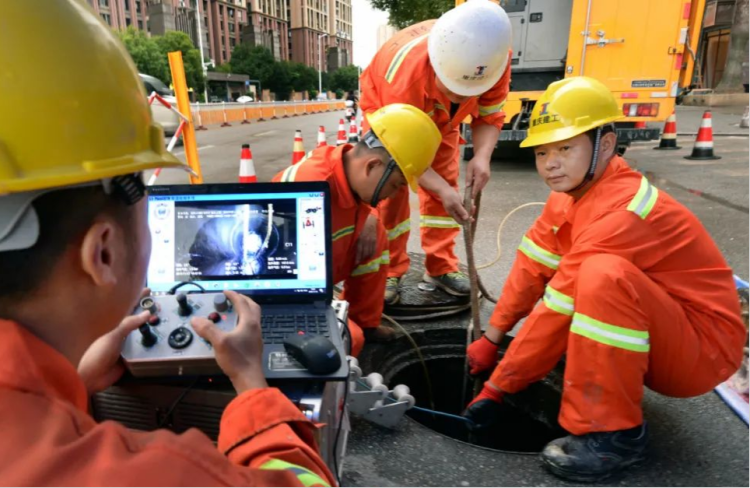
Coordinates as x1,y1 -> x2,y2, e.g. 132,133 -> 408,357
466,335 -> 500,375
463,382 -> 505,431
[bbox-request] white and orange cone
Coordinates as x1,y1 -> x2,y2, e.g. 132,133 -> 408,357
654,111 -> 681,150
291,130 -> 306,165
336,119 -> 347,145
348,119 -> 359,143
685,111 -> 721,160
317,125 -> 327,148
239,144 -> 257,183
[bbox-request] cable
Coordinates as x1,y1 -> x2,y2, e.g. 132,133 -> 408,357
332,364 -> 350,487
158,378 -> 199,428
167,281 -> 206,295
337,317 -> 352,357
476,202 -> 546,270
380,313 -> 436,411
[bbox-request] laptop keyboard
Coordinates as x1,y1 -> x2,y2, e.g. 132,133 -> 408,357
261,312 -> 330,344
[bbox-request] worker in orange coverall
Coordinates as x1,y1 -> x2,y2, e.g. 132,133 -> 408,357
274,104 -> 441,356
0,1 -> 334,485
359,0 -> 513,303
463,77 -> 747,482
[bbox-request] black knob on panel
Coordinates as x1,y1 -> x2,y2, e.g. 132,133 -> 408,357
176,293 -> 192,317
213,294 -> 229,312
139,324 -> 157,348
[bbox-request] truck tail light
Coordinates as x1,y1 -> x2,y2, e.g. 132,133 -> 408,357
622,103 -> 660,117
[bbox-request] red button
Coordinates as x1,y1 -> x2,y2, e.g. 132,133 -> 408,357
208,312 -> 221,323
147,315 -> 161,326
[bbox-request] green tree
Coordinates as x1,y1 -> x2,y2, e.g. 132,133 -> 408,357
154,31 -> 205,94
289,62 -> 318,93
329,65 -> 360,93
269,61 -> 294,100
370,0 -> 453,29
116,27 -> 169,82
229,45 -> 276,90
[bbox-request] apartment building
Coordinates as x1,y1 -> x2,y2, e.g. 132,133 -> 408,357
242,0 -> 290,61
289,0 -> 352,70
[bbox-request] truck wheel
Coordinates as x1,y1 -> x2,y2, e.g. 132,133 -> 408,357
463,147 -> 474,160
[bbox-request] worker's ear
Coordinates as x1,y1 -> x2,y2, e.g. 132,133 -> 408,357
79,218 -> 120,287
599,131 -> 618,160
364,157 -> 385,177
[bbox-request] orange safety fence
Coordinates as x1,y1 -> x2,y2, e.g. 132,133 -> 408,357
189,101 -> 345,127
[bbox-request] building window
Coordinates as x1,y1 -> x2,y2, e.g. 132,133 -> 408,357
138,19 -> 143,29
99,0 -> 109,6
101,13 -> 111,24
126,17 -> 132,26
136,1 -> 141,14
228,8 -> 235,18
229,22 -> 235,32
124,1 -> 130,12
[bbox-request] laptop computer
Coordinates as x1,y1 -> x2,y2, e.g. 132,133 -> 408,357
145,182 -> 348,381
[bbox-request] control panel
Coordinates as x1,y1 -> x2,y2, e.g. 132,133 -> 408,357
121,292 -> 238,377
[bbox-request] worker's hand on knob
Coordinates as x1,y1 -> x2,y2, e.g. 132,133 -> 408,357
463,382 -> 505,431
192,290 -> 268,394
78,288 -> 150,394
440,187 -> 472,224
355,214 -> 379,264
467,334 -> 501,375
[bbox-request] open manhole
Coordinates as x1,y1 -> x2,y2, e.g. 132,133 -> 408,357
363,329 -> 566,453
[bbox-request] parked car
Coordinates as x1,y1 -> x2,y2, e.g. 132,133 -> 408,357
140,73 -> 180,137
236,95 -> 254,103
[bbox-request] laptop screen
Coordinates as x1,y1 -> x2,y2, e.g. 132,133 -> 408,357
145,182 -> 331,303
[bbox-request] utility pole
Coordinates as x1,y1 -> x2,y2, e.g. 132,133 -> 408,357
318,32 -> 328,96
194,0 -> 209,102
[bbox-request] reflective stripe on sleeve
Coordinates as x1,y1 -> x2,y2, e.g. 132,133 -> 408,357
518,235 -> 561,270
627,176 -> 659,220
419,215 -> 461,229
260,459 -> 330,487
385,35 -> 428,83
478,101 -> 506,117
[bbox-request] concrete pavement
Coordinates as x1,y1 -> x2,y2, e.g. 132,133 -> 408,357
155,108 -> 748,486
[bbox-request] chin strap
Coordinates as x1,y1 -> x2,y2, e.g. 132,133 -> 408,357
569,126 -> 603,193
362,130 -> 398,207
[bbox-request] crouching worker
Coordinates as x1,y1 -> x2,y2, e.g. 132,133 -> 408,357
463,77 -> 746,482
0,2 -> 334,486
273,104 -> 441,356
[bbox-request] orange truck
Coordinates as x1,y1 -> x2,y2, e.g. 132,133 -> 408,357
458,0 -> 706,156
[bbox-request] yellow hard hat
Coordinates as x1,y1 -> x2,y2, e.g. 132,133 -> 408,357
366,104 -> 441,191
520,76 -> 623,148
0,0 -> 189,195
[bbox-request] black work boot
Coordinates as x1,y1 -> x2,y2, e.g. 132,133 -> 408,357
423,271 -> 471,296
540,423 -> 648,482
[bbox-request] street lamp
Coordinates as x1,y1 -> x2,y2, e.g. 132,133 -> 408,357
317,32 -> 328,97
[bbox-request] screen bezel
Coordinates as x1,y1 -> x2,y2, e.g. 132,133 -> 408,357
146,182 -> 333,305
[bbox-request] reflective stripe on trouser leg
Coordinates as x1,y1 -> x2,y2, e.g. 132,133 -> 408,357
420,129 -> 460,276
378,184 -> 411,277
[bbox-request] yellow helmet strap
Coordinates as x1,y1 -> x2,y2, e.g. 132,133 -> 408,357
362,130 -> 398,207
109,173 -> 147,206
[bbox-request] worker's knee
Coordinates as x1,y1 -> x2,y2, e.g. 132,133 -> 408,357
576,254 -> 637,297
347,319 -> 365,357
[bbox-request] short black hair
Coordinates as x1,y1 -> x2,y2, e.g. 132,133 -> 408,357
0,186 -> 135,313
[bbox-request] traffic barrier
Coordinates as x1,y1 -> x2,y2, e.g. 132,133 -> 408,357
653,111 -> 680,150
146,92 -> 189,186
336,119 -> 347,146
194,102 -> 207,130
239,144 -> 257,183
241,102 -> 251,125
220,102 -> 231,127
271,103 -> 279,120
188,101 -> 345,127
292,130 -> 305,165
317,126 -> 327,148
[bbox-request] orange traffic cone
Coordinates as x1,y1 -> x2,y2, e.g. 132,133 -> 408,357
291,130 -> 305,165
317,125 -> 327,148
336,119 -> 347,145
239,144 -> 257,183
685,111 -> 721,160
654,111 -> 681,150
348,119 -> 359,143
634,121 -> 647,129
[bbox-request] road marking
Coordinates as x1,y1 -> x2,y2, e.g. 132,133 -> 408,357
253,130 -> 277,137
173,144 -> 214,155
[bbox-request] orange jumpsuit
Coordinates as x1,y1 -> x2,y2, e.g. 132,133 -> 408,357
273,145 -> 389,356
488,156 -> 746,435
359,20 -> 511,278
0,319 -> 335,486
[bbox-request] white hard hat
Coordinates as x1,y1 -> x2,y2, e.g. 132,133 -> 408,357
428,0 -> 512,97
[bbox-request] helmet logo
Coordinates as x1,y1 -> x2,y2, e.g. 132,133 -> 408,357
474,66 -> 487,76
531,103 -> 560,127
